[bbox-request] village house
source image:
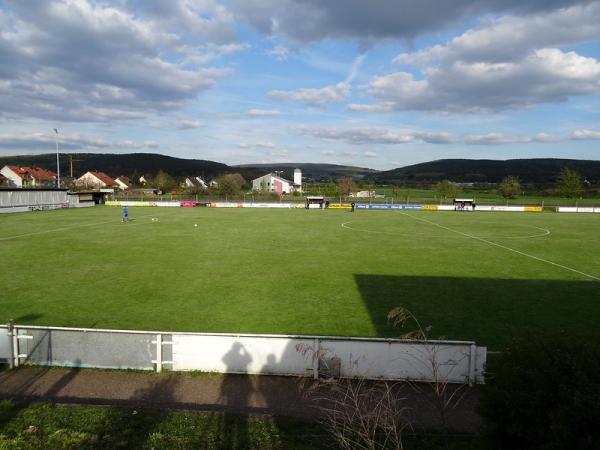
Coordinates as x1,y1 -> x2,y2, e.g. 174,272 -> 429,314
0,165 -> 57,188
115,176 -> 133,190
76,171 -> 118,190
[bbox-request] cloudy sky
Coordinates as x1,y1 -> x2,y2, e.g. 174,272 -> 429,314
0,0 -> 599,170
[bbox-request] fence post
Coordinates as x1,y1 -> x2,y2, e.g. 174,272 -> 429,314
7,321 -> 14,369
313,338 -> 320,379
468,344 -> 476,386
156,334 -> 162,373
12,325 -> 19,368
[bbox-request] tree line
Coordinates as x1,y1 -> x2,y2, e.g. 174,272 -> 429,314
123,167 -> 591,200
432,167 -> 588,201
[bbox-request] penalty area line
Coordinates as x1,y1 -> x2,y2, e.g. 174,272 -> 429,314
398,212 -> 600,282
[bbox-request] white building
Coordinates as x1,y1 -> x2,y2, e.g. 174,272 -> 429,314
349,190 -> 375,198
252,168 -> 302,194
293,168 -> 302,193
115,176 -> 132,190
252,172 -> 293,194
184,176 -> 208,189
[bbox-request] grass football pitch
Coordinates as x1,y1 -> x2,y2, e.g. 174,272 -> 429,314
1,206 -> 599,349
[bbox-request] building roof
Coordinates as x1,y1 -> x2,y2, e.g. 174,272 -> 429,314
253,172 -> 292,184
4,165 -> 56,182
29,167 -> 57,181
186,176 -> 208,188
116,176 -> 132,187
87,171 -> 117,186
6,165 -> 32,179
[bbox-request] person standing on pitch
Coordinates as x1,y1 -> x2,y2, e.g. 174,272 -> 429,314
122,206 -> 129,223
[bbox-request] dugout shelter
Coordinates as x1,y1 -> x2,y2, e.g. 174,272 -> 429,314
306,196 -> 325,209
453,198 -> 475,211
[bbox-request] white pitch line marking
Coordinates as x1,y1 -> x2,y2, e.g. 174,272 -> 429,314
341,220 -> 550,239
0,214 -> 156,242
397,212 -> 599,281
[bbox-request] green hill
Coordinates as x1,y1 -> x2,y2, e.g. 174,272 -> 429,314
0,154 -> 374,182
2,154 -> 599,186
371,158 -> 600,185
0,153 -> 234,180
235,163 -> 376,182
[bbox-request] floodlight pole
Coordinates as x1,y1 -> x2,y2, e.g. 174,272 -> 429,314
54,128 -> 61,188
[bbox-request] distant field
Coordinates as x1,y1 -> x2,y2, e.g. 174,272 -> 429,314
1,206 -> 599,349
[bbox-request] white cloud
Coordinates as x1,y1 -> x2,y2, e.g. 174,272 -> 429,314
571,129 -> 600,140
463,133 -> 532,145
0,1 -> 237,122
354,48 -> 600,113
269,148 -> 289,157
301,126 -> 419,145
0,132 -> 158,152
268,82 -> 350,107
298,125 -> 600,146
364,151 -> 377,157
255,141 -> 276,148
180,42 -> 249,66
394,2 -> 600,66
319,149 -> 358,157
176,119 -> 202,130
246,109 -> 282,117
534,132 -> 560,143
351,3 -> 600,113
230,0 -> 585,43
266,45 -> 290,61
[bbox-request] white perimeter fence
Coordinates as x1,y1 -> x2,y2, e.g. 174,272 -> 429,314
557,206 -> 600,213
0,325 -> 486,385
0,190 -> 69,213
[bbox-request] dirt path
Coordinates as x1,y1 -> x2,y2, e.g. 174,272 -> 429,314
0,366 -> 481,433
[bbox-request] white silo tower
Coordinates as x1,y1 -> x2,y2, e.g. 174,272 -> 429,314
294,168 -> 302,191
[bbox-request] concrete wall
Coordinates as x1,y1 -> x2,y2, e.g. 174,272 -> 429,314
0,325 -> 486,384
0,190 -> 68,209
0,328 -> 10,363
23,329 -> 162,370
172,334 -> 484,383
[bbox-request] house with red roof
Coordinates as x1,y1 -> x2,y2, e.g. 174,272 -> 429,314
0,165 -> 57,188
76,171 -> 118,189
29,167 -> 58,187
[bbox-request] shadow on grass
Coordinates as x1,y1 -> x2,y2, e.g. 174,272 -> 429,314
354,274 -> 600,349
12,314 -> 43,323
